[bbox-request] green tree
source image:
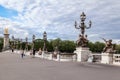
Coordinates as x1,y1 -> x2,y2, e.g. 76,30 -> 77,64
34,39 -> 53,51
49,38 -> 61,51
88,42 -> 95,52
94,42 -> 105,52
116,44 -> 120,53
51,38 -> 61,47
34,39 -> 44,51
88,41 -> 105,52
59,40 -> 76,53
47,40 -> 53,52
21,42 -> 26,50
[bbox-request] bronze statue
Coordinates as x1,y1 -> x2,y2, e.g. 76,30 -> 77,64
76,34 -> 89,47
102,38 -> 115,53
75,12 -> 91,47
76,34 -> 82,46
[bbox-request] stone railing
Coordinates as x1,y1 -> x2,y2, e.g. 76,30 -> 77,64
92,53 -> 120,65
58,53 -> 77,61
17,51 -> 76,62
91,53 -> 101,63
4,50 -> 120,66
41,52 -> 77,62
113,54 -> 120,65
42,52 -> 53,60
29,51 -> 77,62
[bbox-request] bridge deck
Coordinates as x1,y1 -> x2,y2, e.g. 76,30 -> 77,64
0,52 -> 120,80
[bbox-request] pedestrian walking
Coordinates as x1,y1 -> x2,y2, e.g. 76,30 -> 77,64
12,48 -> 14,53
21,50 -> 25,58
33,49 -> 36,58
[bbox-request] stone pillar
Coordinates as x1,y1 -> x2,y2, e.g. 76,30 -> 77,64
101,53 -> 113,64
74,47 -> 92,62
3,34 -> 9,50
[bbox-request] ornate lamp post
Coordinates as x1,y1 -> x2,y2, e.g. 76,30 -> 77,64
32,35 -> 35,50
75,12 -> 92,35
14,39 -> 17,49
20,39 -> 22,50
74,12 -> 92,62
25,37 -> 28,51
43,31 -> 47,51
11,35 -> 14,52
17,38 -> 20,50
75,12 -> 92,47
16,39 -> 19,49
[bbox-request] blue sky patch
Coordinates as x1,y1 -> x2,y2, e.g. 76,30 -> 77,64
0,5 -> 18,18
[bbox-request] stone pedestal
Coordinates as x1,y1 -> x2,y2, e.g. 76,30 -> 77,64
101,53 -> 113,64
74,47 -> 92,62
3,34 -> 9,50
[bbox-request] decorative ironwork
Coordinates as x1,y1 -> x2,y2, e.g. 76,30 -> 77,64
75,12 -> 92,47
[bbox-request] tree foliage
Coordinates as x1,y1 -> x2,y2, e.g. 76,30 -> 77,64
116,44 -> 120,53
34,39 -> 44,51
2,37 -> 120,53
59,40 -> 76,53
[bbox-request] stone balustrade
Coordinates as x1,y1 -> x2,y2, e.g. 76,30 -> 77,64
113,54 -> 120,65
2,50 -> 120,66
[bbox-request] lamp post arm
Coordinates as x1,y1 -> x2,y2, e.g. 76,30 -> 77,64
86,26 -> 91,29
75,25 -> 80,29
86,20 -> 92,29
75,21 -> 80,29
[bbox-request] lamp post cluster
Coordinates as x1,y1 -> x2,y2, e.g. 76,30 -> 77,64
9,31 -> 47,52
10,36 -> 21,52
31,31 -> 47,53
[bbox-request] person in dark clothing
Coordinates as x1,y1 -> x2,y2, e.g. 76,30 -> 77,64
21,50 -> 25,58
32,49 -> 36,58
12,48 -> 14,53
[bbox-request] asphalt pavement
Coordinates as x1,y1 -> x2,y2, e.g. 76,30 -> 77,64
0,51 -> 120,80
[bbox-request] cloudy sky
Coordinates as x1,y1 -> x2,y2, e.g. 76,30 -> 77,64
0,0 -> 120,42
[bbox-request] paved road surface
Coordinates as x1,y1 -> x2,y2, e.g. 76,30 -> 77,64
0,52 -> 120,80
